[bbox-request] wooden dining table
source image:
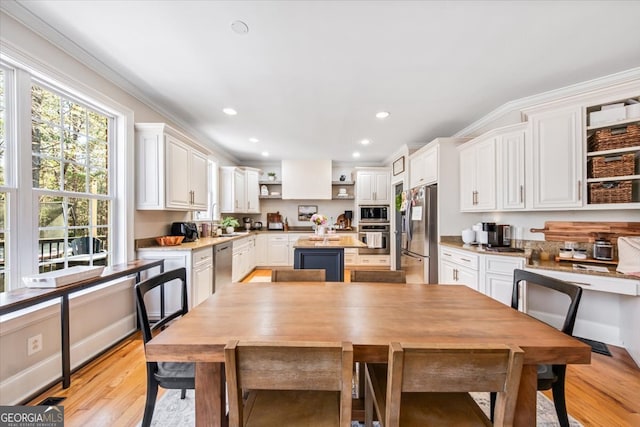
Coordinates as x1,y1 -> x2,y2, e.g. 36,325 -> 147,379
144,282 -> 591,427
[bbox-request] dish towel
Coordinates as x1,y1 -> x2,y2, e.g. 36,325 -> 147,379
616,236 -> 640,276
366,232 -> 382,249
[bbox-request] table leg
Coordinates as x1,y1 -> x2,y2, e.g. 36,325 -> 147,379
514,364 -> 537,427
196,362 -> 227,427
61,295 -> 70,388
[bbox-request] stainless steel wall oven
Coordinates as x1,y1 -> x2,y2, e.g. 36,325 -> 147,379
358,224 -> 391,255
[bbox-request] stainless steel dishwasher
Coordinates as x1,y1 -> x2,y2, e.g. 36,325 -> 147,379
213,242 -> 232,292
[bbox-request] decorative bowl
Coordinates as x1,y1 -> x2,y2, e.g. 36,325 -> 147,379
156,235 -> 185,246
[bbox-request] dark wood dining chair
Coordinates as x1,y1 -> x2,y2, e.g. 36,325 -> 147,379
490,268 -> 583,427
350,270 -> 406,283
271,268 -> 326,282
134,268 -> 195,427
365,343 -> 524,427
225,340 -> 353,427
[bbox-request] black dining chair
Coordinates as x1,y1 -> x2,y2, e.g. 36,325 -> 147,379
490,268 -> 583,427
134,268 -> 195,427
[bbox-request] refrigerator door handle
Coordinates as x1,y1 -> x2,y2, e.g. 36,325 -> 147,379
402,250 -> 427,260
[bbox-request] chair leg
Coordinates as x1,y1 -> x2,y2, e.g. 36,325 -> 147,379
364,365 -> 374,427
141,379 -> 159,427
551,368 -> 570,427
181,389 -> 187,399
489,391 -> 496,422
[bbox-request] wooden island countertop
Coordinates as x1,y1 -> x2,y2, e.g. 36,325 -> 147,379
292,235 -> 367,248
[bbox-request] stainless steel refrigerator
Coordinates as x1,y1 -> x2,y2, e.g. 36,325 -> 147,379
401,184 -> 438,284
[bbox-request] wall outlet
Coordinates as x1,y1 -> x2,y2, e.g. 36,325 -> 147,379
28,334 -> 43,356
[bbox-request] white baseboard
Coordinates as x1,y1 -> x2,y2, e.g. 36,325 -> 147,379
0,314 -> 136,405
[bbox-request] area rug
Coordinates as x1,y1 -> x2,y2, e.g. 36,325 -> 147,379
140,389 -> 582,426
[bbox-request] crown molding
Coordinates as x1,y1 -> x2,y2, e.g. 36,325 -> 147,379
1,3 -> 238,163
453,67 -> 640,138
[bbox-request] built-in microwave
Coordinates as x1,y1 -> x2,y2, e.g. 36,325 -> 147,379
359,205 -> 389,223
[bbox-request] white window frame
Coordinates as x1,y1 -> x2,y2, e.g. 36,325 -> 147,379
0,48 -> 133,291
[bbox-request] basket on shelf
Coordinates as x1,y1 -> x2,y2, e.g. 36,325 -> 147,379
589,180 -> 632,204
589,153 -> 636,178
588,123 -> 640,152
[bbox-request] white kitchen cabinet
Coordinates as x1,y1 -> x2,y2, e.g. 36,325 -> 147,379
356,169 -> 390,204
245,169 -> 260,213
137,249 -> 206,312
220,167 -> 261,213
409,145 -> 438,189
483,255 -> 525,306
232,236 -> 256,282
135,123 -> 209,211
255,234 -> 268,266
528,105 -> 583,209
281,160 -> 332,200
192,247 -> 213,306
344,248 -> 358,266
499,125 -> 527,210
439,246 -> 479,291
267,235 -> 290,266
459,137 -> 496,211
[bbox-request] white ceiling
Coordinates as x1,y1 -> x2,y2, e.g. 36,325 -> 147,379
4,1 -> 640,163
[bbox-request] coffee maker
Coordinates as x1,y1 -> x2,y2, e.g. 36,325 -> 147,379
484,222 -> 511,247
243,217 -> 253,231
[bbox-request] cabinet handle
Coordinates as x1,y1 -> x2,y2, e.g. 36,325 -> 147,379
248,201 -> 251,209
520,185 -> 524,203
460,257 -> 471,263
454,269 -> 458,281
443,253 -> 452,257
577,180 -> 582,201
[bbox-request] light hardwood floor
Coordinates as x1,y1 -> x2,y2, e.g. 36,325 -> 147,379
26,278 -> 640,427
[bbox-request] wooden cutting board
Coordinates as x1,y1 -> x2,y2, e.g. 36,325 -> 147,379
530,221 -> 640,243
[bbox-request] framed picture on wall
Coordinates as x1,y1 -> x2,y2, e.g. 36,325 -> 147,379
393,156 -> 405,176
298,205 -> 318,221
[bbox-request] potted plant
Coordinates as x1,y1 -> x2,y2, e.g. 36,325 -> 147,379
267,172 -> 276,181
221,216 -> 239,234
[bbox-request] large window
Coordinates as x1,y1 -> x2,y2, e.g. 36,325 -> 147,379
0,53 -> 127,292
0,67 -> 8,291
32,83 -> 113,271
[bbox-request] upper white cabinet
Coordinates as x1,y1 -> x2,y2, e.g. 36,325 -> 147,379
409,145 -> 438,189
528,105 -> 583,209
245,168 -> 260,213
498,124 -> 527,210
356,169 -> 390,204
220,167 -> 260,213
136,123 -> 209,211
459,137 -> 496,211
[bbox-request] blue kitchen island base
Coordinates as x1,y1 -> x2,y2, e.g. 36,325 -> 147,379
293,247 -> 344,281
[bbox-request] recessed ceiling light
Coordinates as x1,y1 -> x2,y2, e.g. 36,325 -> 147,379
352,152 -> 361,158
261,151 -> 269,157
360,139 -> 371,145
231,20 -> 249,35
376,111 -> 390,119
223,107 -> 237,116
249,137 -> 259,143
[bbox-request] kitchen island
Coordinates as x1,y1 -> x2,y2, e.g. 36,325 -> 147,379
292,235 -> 366,281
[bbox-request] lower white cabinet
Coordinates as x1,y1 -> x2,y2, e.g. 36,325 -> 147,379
255,234 -> 268,266
267,235 -> 289,266
483,255 -> 525,306
137,248 -> 214,312
439,246 -> 479,291
192,247 -> 213,306
232,236 -> 256,282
